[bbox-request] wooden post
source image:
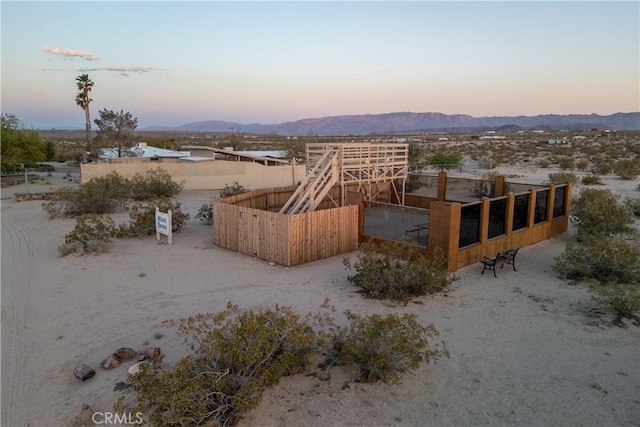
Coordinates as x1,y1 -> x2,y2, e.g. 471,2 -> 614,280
528,189 -> 537,228
291,158 -> 296,186
437,170 -> 447,202
494,175 -> 505,197
480,197 -> 490,245
168,209 -> 173,245
505,192 -> 515,238
156,207 -> 160,242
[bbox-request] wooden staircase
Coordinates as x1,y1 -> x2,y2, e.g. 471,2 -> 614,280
279,147 -> 340,215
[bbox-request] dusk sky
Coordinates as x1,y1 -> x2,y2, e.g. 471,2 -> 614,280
1,1 -> 639,129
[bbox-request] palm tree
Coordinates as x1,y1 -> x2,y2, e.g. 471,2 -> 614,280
75,74 -> 94,157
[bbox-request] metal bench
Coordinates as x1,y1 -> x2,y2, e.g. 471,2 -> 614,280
481,248 -> 519,277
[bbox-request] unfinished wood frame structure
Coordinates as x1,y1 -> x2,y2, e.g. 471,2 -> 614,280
215,142 -> 406,266
280,142 -> 408,214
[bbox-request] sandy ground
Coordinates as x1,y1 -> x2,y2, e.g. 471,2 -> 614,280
1,169 -> 639,427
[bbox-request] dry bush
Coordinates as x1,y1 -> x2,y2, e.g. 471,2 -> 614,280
119,302 -> 448,426
570,188 -> 635,239
548,172 -> 578,185
613,159 -> 640,180
331,311 -> 448,383
553,236 -> 640,285
219,181 -> 248,198
117,197 -> 189,238
343,238 -> 453,304
581,174 -> 604,185
592,285 -> 640,320
62,214 -> 116,255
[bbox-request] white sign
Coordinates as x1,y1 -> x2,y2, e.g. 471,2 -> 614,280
155,211 -> 169,235
155,208 -> 173,244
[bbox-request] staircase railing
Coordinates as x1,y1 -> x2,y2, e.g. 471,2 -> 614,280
279,147 -> 340,215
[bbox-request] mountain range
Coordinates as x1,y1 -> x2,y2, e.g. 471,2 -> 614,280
145,111 -> 640,136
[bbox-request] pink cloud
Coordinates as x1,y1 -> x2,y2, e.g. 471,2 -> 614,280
43,46 -> 100,61
79,66 -> 165,76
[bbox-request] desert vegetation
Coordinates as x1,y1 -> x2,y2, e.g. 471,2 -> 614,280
116,301 -> 447,426
1,113 -> 47,172
553,188 -> 640,322
195,181 -> 248,224
343,238 -> 453,304
44,169 -> 189,255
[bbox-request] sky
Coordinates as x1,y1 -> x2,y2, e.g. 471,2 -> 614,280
1,1 -> 639,129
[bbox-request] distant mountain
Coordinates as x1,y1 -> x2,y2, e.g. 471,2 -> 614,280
142,111 -> 640,136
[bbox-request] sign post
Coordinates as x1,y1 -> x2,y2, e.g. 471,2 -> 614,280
155,207 -> 173,245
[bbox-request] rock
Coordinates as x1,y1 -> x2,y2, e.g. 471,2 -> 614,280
100,354 -> 121,369
318,371 -> 331,381
114,347 -> 137,360
73,364 -> 96,381
128,361 -> 149,376
138,346 -> 161,361
147,347 -> 160,360
67,403 -> 95,427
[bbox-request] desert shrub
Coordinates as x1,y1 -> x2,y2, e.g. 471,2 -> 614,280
57,239 -> 110,256
195,202 -> 214,224
613,159 -> 640,180
220,181 -> 248,198
120,302 -> 447,426
57,241 -> 85,256
538,159 -> 550,168
85,239 -> 110,253
570,188 -> 635,239
129,168 -> 184,200
425,151 -> 461,171
558,157 -> 575,170
61,214 -> 117,255
590,157 -> 614,175
553,236 -> 640,285
576,159 -> 589,171
548,171 -> 578,185
581,174 -> 604,185
331,311 -> 448,383
551,145 -> 572,156
124,303 -> 317,427
43,171 -> 185,218
343,238 -> 453,304
43,172 -> 130,218
624,197 -> 640,217
43,187 -> 79,218
592,285 -> 640,320
118,197 -> 189,237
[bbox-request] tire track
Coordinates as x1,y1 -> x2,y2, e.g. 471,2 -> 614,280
1,218 -> 33,427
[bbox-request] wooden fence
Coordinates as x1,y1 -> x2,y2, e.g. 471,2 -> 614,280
214,174 -> 572,271
419,183 -> 572,271
213,186 -> 360,266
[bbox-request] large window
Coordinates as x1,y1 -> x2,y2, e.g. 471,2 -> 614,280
488,198 -> 507,239
512,193 -> 529,231
553,185 -> 567,218
459,203 -> 481,248
534,190 -> 549,224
